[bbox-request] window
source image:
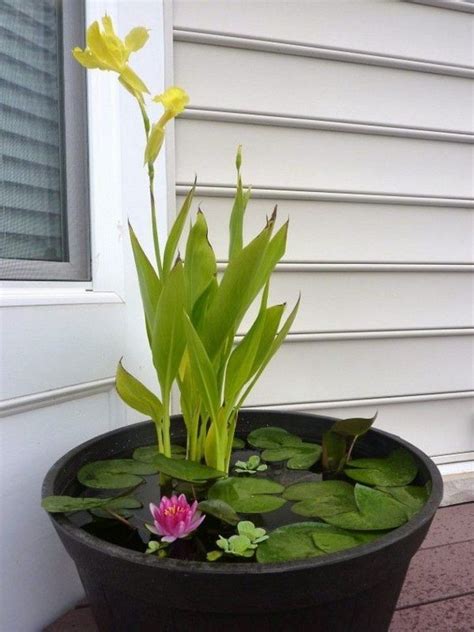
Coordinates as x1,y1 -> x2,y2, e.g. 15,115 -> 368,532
0,0 -> 90,281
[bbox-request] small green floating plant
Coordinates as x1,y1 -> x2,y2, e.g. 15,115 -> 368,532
42,16 -> 430,564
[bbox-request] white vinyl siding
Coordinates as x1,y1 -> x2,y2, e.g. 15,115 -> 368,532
171,0 -> 474,464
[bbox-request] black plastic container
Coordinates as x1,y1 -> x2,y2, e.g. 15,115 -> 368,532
42,411 -> 443,632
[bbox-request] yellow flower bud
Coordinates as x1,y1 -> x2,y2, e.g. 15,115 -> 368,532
144,123 -> 165,165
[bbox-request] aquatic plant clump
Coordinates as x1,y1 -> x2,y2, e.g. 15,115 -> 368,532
43,417 -> 430,564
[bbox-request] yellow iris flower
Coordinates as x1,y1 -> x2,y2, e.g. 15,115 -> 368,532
144,87 -> 190,164
72,15 -> 149,97
153,87 -> 189,124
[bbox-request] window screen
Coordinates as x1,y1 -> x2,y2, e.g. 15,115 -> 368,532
0,0 -> 90,280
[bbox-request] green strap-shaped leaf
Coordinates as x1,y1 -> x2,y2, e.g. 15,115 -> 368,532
162,180 -> 196,278
224,302 -> 268,406
116,360 -> 163,422
249,303 -> 285,377
184,210 -> 217,312
128,222 -> 162,343
191,276 -> 218,333
322,430 -> 347,472
248,220 -> 288,299
331,413 -> 377,438
229,146 -> 251,260
202,221 -> 274,359
183,313 -> 220,421
152,260 -> 186,395
237,297 -> 300,408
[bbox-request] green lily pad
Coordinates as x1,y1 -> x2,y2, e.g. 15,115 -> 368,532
323,484 -> 409,530
270,469 -> 321,487
247,426 -> 303,449
78,459 -> 159,489
261,444 -> 322,470
133,444 -> 186,462
198,499 -> 240,525
345,448 -> 418,487
287,445 -> 323,470
376,485 -> 429,519
208,477 -> 285,513
90,496 -> 143,519
151,454 -> 226,483
41,495 -> 141,514
42,496 -> 115,513
283,480 -> 354,501
232,438 -> 246,449
312,528 -> 380,554
284,481 -> 357,518
256,522 -> 329,563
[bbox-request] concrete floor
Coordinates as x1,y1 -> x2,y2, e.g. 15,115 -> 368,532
45,503 -> 474,631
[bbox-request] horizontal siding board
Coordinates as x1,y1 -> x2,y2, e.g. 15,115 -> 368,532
175,42 -> 474,133
243,335 -> 473,405
173,0 -> 473,67
177,195 -> 474,263
237,271 -> 474,332
175,119 -> 474,198
249,397 -> 474,458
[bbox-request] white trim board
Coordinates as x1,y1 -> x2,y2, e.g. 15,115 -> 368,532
0,288 -> 124,307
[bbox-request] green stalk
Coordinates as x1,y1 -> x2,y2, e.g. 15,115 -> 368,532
136,97 -> 163,277
188,410 -> 200,461
154,419 -> 164,454
224,410 -> 238,473
147,163 -> 163,277
161,390 -> 172,457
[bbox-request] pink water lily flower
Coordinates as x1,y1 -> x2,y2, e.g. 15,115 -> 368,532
149,494 -> 205,543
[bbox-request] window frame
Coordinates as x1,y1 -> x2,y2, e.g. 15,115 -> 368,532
0,0 -> 91,281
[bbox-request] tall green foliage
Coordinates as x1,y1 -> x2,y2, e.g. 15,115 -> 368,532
74,18 -> 298,472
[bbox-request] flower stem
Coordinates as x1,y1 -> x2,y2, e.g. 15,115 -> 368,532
147,163 -> 163,277
136,97 -> 163,277
105,509 -> 135,530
